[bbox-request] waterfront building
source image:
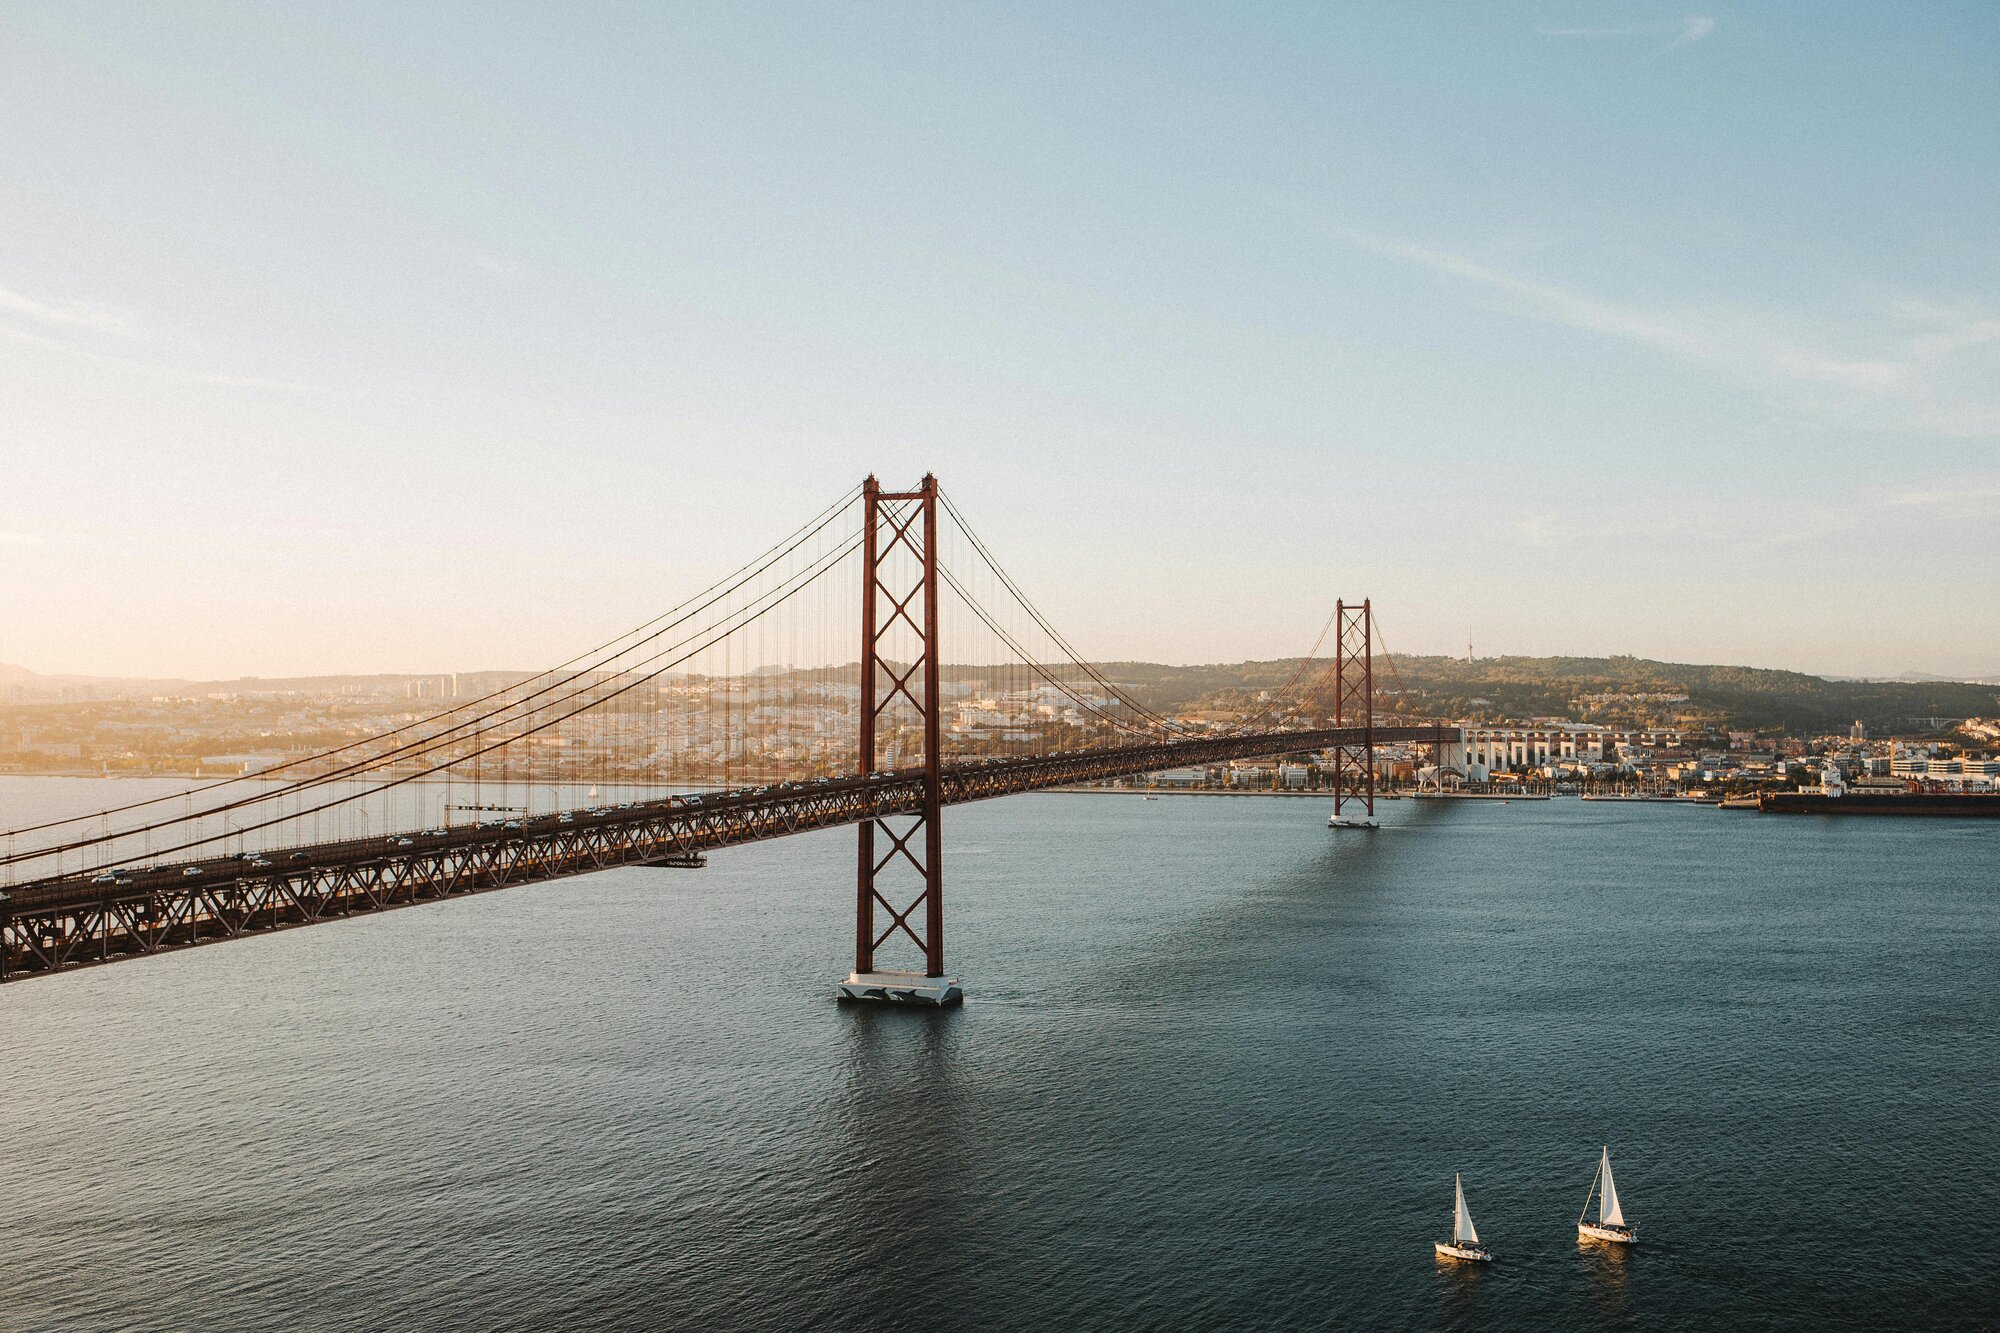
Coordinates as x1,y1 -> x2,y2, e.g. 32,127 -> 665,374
1888,754 -> 2000,790
1455,722 -> 1684,776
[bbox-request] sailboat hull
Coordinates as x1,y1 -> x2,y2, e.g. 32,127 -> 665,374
1578,1222 -> 1637,1244
1434,1241 -> 1492,1263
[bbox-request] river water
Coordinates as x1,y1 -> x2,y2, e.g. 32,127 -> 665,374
1,782 -> 1995,1330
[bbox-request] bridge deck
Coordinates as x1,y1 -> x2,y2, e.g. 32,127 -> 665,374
0,726 -> 1450,983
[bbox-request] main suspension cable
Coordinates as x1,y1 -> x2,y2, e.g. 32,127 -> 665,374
8,527 -> 864,876
22,532 -> 865,881
1,484 -> 864,841
937,564 -> 1167,743
936,487 -> 1187,735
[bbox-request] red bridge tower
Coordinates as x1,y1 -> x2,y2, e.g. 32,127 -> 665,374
1327,599 -> 1377,829
839,475 -> 962,1005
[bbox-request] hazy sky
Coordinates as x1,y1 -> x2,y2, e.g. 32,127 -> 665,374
2,2 -> 1996,680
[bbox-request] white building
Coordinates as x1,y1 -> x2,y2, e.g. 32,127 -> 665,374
1458,722 -> 1671,773
1888,754 -> 2000,790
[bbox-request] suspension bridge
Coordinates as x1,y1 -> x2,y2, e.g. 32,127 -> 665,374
0,476 -> 1456,1000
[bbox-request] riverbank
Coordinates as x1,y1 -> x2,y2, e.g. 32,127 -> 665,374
1048,786 -> 1409,799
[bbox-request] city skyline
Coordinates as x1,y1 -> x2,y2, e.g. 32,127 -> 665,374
3,2 -> 1997,680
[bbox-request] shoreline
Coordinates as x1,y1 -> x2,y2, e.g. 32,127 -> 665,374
1047,786 -> 1410,799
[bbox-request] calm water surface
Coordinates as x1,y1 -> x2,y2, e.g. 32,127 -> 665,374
2,782 -> 1996,1330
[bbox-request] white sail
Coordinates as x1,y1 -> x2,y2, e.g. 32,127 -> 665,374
1599,1147 -> 1624,1227
1454,1174 -> 1480,1245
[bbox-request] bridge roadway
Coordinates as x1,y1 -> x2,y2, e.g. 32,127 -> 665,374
0,725 -> 1450,984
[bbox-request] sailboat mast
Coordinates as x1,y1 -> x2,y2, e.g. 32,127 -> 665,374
1598,1147 -> 1624,1227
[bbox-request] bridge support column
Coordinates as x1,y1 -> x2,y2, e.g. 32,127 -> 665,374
1328,599 -> 1378,829
841,474 -> 962,1007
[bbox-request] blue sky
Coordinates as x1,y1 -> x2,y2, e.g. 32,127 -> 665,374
2,2 -> 1995,678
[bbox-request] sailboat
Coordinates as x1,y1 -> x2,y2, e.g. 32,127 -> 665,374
1435,1173 -> 1493,1263
1577,1145 -> 1637,1244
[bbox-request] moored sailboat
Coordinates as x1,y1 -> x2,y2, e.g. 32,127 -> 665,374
1434,1173 -> 1493,1262
1577,1145 -> 1637,1243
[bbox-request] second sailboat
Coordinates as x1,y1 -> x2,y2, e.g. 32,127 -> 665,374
1577,1145 -> 1637,1244
1435,1173 -> 1493,1263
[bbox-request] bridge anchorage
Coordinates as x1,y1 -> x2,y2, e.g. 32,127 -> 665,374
1,472 -> 1448,993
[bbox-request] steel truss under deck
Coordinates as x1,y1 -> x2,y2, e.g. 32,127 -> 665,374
1,725 -> 1449,985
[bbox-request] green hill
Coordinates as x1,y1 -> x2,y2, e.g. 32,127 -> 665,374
1106,655 -> 2000,737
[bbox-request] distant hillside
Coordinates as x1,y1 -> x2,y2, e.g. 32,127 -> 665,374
0,666 -> 537,698
1105,654 -> 2000,736
1829,670 -> 2000,686
1387,655 -> 2000,734
7,656 -> 1997,737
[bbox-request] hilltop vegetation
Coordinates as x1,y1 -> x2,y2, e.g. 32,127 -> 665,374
1106,655 -> 2000,736
6,655 -> 1995,741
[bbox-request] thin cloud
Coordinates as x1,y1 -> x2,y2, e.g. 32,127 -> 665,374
2,277 -> 322,391
1544,14 -> 1716,57
0,319 -> 322,394
1656,478 -> 1993,555
1349,235 -> 1710,357
1759,477 -> 2000,553
0,284 -> 141,337
1349,233 -> 2000,440
1658,14 -> 1716,54
0,529 -> 43,547
0,320 -> 71,352
1884,479 -> 2000,511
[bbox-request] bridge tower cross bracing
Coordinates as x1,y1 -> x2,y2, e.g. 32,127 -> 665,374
841,474 -> 962,1006
1328,599 -> 1376,826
